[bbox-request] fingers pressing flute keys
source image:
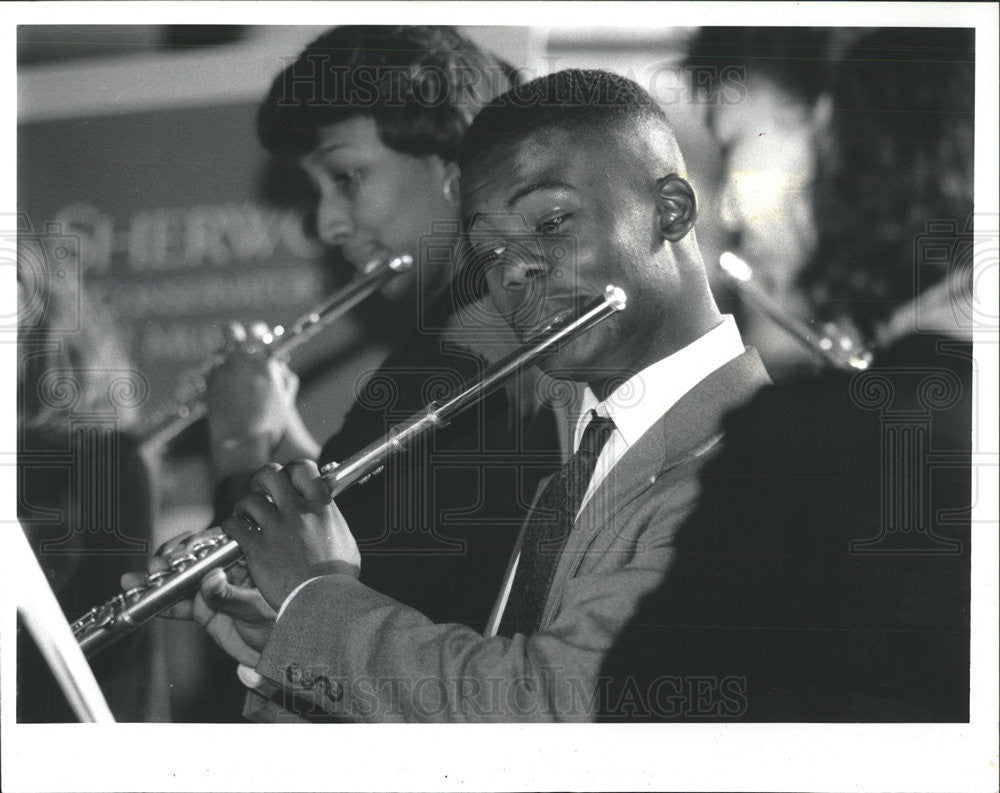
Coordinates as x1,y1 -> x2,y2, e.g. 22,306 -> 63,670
119,526 -> 229,619
222,460 -> 359,613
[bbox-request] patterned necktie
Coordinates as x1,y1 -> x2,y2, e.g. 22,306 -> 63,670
497,410 -> 616,638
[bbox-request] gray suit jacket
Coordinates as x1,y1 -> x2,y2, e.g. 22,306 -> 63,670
245,348 -> 770,722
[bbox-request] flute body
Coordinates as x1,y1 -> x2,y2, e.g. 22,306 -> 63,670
718,252 -> 872,371
73,286 -> 628,658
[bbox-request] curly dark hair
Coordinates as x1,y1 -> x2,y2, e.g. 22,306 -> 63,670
799,27 -> 974,337
257,25 -> 516,162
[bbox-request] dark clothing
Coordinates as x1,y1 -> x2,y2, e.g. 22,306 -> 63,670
317,290 -> 561,630
599,334 -> 971,721
17,430 -> 167,722
496,412 -> 615,638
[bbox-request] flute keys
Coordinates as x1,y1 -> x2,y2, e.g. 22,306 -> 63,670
123,586 -> 146,603
71,599 -> 120,635
71,610 -> 97,634
168,553 -> 198,571
145,570 -> 171,587
94,597 -> 125,631
188,535 -> 220,555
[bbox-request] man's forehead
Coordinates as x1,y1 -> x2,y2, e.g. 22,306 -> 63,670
465,130 -> 579,185
462,135 -> 584,214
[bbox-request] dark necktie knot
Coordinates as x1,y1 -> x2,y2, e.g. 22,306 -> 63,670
563,411 -> 615,500
577,411 -> 616,460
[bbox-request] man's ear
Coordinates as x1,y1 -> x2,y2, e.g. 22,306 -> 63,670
656,174 -> 697,243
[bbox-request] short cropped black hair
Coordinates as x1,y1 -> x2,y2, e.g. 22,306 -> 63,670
458,69 -> 669,171
258,25 -> 515,161
683,27 -> 837,103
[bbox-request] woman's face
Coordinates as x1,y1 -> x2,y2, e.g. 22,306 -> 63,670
299,116 -> 460,301
708,75 -> 822,306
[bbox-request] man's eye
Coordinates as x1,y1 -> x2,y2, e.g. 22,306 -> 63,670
537,215 -> 569,234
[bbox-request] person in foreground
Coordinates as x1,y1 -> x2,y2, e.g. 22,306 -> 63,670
599,28 -> 974,721
193,70 -> 771,722
203,26 -> 553,633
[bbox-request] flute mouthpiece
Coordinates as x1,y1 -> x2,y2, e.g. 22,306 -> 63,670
604,285 -> 627,311
362,254 -> 412,275
390,254 -> 414,272
719,252 -> 753,282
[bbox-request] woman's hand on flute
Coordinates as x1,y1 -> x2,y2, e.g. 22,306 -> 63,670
206,321 -> 317,477
222,459 -> 361,613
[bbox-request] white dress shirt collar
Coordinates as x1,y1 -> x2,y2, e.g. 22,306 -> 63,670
573,315 -> 745,453
485,315 -> 746,638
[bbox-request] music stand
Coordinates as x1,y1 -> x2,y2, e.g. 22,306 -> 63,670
14,523 -> 115,723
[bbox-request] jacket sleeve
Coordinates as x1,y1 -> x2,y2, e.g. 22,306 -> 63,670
250,482 -> 698,723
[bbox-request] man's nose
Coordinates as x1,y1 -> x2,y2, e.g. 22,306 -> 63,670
498,243 -> 547,292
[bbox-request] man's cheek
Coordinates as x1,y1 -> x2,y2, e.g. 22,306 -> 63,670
484,274 -> 511,314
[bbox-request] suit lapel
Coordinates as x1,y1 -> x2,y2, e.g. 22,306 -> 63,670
548,348 -> 772,595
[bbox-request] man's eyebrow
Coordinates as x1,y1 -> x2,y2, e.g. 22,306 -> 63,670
461,181 -> 577,228
507,180 -> 576,207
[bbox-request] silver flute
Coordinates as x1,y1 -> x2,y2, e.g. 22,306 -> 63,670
718,252 -> 873,371
73,285 -> 628,658
140,254 -> 414,452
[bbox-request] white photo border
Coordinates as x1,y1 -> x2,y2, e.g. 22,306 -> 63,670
2,3 -> 997,792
